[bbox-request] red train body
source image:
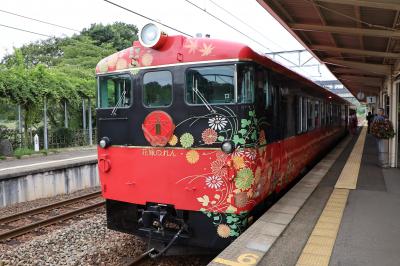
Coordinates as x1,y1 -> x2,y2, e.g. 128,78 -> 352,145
96,24 -> 348,252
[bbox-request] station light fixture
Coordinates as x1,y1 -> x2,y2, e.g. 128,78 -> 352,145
139,23 -> 168,49
99,136 -> 111,149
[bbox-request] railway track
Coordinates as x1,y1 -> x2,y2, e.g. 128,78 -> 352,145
0,191 -> 104,241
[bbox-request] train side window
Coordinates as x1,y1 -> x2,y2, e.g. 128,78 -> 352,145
297,96 -> 303,134
186,65 -> 235,105
302,97 -> 307,132
143,71 -> 172,108
307,99 -> 314,130
237,64 -> 255,104
262,70 -> 272,109
315,101 -> 320,128
98,74 -> 132,109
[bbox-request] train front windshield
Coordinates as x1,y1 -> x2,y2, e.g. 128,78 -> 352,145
98,74 -> 132,109
96,63 -> 255,111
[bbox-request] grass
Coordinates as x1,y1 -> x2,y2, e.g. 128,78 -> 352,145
14,148 -> 34,159
12,147 -> 63,159
0,156 -> 5,160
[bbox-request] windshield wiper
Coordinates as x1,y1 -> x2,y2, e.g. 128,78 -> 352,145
111,81 -> 127,116
192,77 -> 215,113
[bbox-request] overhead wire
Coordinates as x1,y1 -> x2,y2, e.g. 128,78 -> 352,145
208,0 -> 285,51
0,9 -> 80,32
103,0 -> 193,37
0,23 -> 53,38
184,0 -> 320,76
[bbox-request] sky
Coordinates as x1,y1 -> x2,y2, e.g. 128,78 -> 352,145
0,0 -> 336,81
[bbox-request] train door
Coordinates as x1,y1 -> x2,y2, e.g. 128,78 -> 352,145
270,73 -> 284,192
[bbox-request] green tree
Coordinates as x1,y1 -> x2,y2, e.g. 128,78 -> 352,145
81,22 -> 138,51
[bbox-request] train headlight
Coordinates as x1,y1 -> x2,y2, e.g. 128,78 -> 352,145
99,137 -> 111,149
139,23 -> 167,49
221,140 -> 235,154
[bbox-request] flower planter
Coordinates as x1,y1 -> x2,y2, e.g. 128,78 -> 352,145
377,138 -> 389,167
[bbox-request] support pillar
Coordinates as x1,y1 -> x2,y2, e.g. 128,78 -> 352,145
82,99 -> 86,130
390,81 -> 399,167
88,98 -> 93,146
43,97 -> 48,150
18,105 -> 22,148
64,100 -> 68,128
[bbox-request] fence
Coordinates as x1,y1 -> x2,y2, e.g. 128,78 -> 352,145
0,127 -> 96,151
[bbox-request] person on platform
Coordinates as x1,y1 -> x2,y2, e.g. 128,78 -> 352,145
366,111 -> 374,133
373,108 -> 386,122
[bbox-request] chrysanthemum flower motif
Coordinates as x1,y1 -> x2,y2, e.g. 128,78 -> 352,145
232,156 -> 245,170
211,159 -> 228,177
217,224 -> 231,238
205,176 -> 223,189
244,149 -> 257,160
235,168 -> 254,190
180,133 -> 194,148
168,135 -> 178,146
208,115 -> 228,131
186,150 -> 199,164
201,128 -> 218,145
233,148 -> 244,157
234,192 -> 248,208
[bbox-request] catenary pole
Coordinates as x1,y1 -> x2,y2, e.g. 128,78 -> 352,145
44,97 -> 48,150
88,98 -> 93,145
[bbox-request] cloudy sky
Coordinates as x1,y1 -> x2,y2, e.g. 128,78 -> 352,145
0,0 -> 336,80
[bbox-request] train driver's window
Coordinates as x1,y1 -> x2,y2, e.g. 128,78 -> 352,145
143,71 -> 172,107
98,74 -> 132,108
186,65 -> 235,105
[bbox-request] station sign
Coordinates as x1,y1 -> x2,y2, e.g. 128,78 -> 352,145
366,96 -> 376,104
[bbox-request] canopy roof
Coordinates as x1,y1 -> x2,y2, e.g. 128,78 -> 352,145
258,0 -> 400,101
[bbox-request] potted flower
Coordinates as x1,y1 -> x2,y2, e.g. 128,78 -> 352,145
370,119 -> 395,167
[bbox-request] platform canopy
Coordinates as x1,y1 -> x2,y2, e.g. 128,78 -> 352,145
258,0 -> 400,101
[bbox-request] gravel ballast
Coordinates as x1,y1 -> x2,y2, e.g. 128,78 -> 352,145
0,214 -> 210,266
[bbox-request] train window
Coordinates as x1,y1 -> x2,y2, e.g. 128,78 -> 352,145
143,71 -> 172,107
186,65 -> 235,105
307,99 -> 314,130
237,64 -> 255,103
297,96 -> 303,134
302,97 -> 307,132
98,74 -> 132,109
315,101 -> 320,128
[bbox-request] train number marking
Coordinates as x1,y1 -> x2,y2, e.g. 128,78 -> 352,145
213,253 -> 260,266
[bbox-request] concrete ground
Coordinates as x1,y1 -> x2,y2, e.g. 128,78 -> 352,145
0,149 -> 96,180
259,132 -> 400,266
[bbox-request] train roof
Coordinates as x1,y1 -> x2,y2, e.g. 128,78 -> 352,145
96,35 -> 348,105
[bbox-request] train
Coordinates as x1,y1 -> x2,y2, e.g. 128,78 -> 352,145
95,23 -> 349,255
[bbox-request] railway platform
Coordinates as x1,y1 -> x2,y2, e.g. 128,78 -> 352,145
0,148 -> 98,208
209,127 -> 400,266
0,148 -> 96,180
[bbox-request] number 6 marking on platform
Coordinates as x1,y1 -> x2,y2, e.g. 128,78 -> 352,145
213,253 -> 260,266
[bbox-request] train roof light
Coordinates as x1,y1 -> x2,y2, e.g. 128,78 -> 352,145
139,23 -> 167,49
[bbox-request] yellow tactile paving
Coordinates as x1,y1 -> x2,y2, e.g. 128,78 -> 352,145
335,127 -> 367,189
296,189 -> 349,266
296,128 -> 367,266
